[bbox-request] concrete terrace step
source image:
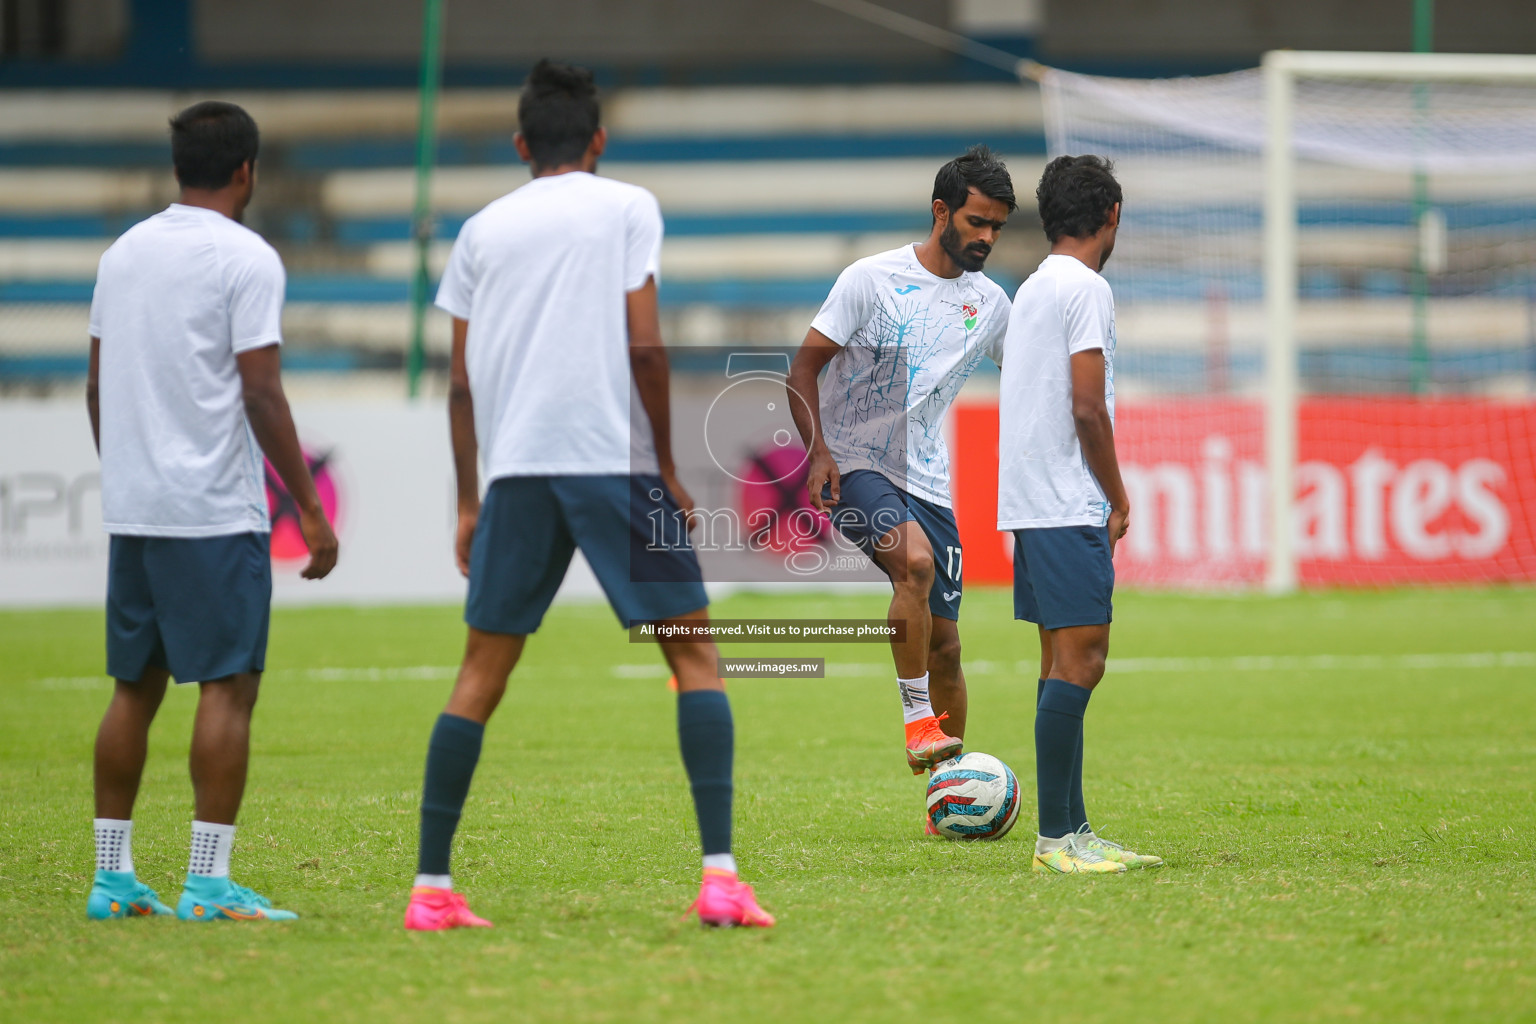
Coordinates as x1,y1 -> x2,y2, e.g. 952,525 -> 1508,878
318,156 -> 1048,217
0,86 -> 1044,142
0,131 -> 1048,169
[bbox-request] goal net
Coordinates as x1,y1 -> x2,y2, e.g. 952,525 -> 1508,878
1037,52 -> 1536,590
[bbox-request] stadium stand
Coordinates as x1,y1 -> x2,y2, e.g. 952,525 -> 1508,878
0,84 -> 1049,393
8,79 -> 1525,399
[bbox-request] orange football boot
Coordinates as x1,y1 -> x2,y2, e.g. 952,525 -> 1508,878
904,712 -> 962,775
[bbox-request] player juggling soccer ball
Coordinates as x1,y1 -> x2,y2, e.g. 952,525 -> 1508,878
404,61 -> 772,931
787,146 -> 1014,793
999,155 -> 1161,874
85,102 -> 339,922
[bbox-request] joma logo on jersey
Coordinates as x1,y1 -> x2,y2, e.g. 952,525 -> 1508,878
961,304 -> 978,330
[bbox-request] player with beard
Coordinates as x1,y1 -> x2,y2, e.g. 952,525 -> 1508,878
787,146 -> 1014,814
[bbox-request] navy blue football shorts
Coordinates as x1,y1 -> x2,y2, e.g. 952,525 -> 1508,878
823,469 -> 964,620
106,532 -> 272,684
1011,525 -> 1115,630
465,474 -> 709,635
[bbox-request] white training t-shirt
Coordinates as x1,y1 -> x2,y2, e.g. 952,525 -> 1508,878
90,204 -> 283,537
810,244 -> 1010,508
434,171 -> 662,479
997,253 -> 1118,530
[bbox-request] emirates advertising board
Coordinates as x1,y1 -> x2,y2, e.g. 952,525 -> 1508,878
953,399 -> 1536,587
3,395 -> 1533,607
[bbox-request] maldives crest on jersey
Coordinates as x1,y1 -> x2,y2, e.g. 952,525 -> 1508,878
962,303 -> 978,330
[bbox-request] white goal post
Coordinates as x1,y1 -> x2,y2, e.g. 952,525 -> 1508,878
1262,50 -> 1536,592
1034,51 -> 1536,592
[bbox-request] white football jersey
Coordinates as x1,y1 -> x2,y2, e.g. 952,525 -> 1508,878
997,253 -> 1117,530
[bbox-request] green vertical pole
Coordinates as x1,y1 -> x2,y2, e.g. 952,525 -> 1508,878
1412,0 -> 1434,54
1409,0 -> 1433,394
407,0 -> 446,400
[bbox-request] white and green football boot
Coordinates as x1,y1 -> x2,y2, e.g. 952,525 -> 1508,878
1032,833 -> 1127,875
1076,825 -> 1163,869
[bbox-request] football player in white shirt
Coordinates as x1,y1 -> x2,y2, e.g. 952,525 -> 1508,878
404,61 -> 772,931
998,155 -> 1160,874
787,147 -> 1014,803
85,102 -> 339,923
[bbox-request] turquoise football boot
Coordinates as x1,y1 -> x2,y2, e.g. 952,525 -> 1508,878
86,870 -> 174,919
176,875 -> 298,922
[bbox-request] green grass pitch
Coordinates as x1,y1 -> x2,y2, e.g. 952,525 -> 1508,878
2,588 -> 1534,1023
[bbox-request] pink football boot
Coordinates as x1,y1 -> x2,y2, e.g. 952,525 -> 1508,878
684,868 -> 775,928
403,887 -> 492,931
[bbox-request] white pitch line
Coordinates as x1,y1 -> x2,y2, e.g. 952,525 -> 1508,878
32,676 -> 110,690
270,665 -> 458,683
30,651 -> 1536,689
29,665 -> 459,689
610,651 -> 1536,679
1106,651 -> 1536,674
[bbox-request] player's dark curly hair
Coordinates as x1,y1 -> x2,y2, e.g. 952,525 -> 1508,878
1036,155 -> 1122,242
518,59 -> 600,169
169,101 -> 258,190
932,144 -> 1017,220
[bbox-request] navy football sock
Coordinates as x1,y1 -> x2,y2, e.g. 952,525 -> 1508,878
1069,730 -> 1088,834
1037,677 -> 1088,830
1035,678 -> 1091,839
416,713 -> 485,876
677,690 -> 733,856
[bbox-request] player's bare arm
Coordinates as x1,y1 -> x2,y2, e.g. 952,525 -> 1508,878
786,329 -> 842,510
1070,348 -> 1130,553
86,336 -> 101,451
447,316 -> 479,576
236,345 -> 338,579
626,276 -> 695,523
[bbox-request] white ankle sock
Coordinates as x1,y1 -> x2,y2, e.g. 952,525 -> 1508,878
1036,833 -> 1071,854
189,821 -> 235,878
702,853 -> 737,875
93,818 -> 133,874
897,673 -> 934,725
414,874 -> 452,890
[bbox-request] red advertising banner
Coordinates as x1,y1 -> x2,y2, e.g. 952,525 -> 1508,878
952,399 -> 1536,587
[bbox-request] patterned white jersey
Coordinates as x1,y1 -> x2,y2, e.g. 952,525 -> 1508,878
810,244 -> 1010,508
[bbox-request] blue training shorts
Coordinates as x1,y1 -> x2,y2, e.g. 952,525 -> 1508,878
106,532 -> 272,684
1012,525 -> 1114,630
465,474 -> 709,635
823,469 -> 964,620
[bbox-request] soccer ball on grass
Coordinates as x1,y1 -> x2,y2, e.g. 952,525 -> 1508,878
925,752 -> 1021,840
